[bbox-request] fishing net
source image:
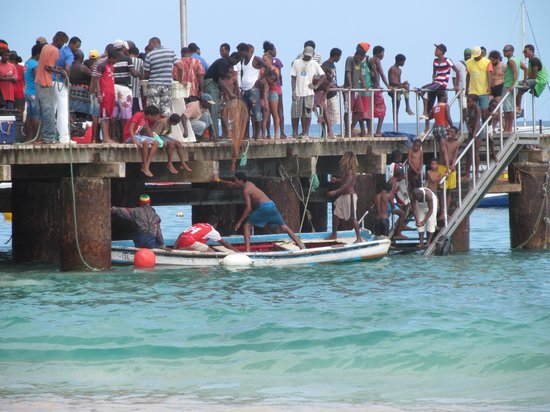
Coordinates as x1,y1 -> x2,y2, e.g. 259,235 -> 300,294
222,98 -> 248,172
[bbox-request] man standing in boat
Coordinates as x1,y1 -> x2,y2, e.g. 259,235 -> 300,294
213,172 -> 306,252
327,151 -> 363,243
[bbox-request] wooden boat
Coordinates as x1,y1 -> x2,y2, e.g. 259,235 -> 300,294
112,229 -> 390,267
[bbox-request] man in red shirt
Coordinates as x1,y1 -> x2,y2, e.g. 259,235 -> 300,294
123,105 -> 161,177
35,32 -> 68,144
174,215 -> 240,252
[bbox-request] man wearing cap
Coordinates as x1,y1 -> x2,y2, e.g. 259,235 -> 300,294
180,93 -> 217,139
290,46 -> 326,138
112,194 -> 166,249
143,37 -> 177,117
36,37 -> 48,45
501,45 -> 520,132
418,43 -> 460,133
466,46 -> 492,118
52,36 -> 81,143
296,40 -> 323,64
35,32 -> 69,144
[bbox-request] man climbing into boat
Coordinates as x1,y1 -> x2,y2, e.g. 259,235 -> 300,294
327,151 -> 362,243
174,215 -> 240,252
214,172 -> 306,252
111,194 -> 166,249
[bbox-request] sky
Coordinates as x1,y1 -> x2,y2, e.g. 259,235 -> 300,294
3,0 -> 550,122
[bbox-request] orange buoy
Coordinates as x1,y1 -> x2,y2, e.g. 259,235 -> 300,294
134,248 -> 156,268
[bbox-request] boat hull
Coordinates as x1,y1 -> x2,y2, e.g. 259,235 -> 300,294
112,230 -> 391,267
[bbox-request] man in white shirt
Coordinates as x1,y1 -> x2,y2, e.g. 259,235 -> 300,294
290,46 -> 326,138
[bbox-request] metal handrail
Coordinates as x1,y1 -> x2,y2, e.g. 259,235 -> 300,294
437,86 -> 538,227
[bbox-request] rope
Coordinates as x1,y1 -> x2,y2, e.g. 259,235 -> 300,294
240,140 -> 250,167
278,159 -> 316,231
299,157 -> 319,233
63,76 -> 100,271
513,163 -> 549,250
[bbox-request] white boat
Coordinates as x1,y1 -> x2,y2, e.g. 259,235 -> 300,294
112,229 -> 390,267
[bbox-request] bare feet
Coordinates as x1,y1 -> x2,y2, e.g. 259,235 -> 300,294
180,162 -> 192,172
374,133 -> 383,137
394,234 -> 409,240
354,238 -> 363,243
167,164 -> 178,174
326,234 -> 337,240
416,243 -> 425,248
141,167 -> 153,177
406,108 -> 415,116
103,137 -> 116,144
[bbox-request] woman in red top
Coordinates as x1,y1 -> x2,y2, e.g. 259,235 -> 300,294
0,49 -> 17,109
10,52 -> 25,111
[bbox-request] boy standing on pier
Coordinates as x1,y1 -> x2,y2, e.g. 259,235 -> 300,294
327,151 -> 362,243
407,139 -> 423,193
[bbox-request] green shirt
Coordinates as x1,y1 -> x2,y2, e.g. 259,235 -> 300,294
503,56 -> 520,88
360,59 -> 372,97
529,59 -> 548,97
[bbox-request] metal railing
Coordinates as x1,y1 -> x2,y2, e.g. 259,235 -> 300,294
438,88 -> 537,227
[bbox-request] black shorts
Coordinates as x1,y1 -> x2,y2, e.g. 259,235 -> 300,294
374,217 -> 390,236
491,84 -> 503,98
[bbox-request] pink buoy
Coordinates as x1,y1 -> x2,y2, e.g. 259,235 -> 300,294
134,248 -> 156,268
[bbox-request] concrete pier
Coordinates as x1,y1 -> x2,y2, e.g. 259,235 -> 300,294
1,133 -> 548,270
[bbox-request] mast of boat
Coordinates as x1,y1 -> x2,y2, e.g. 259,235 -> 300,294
179,0 -> 188,48
521,0 -> 527,126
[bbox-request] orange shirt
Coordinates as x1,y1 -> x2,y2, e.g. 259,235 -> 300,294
432,103 -> 449,127
35,44 -> 59,87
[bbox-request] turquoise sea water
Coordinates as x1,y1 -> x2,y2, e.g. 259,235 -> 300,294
0,207 -> 549,411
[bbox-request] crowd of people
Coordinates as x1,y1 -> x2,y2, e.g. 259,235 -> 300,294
1,34 -> 547,149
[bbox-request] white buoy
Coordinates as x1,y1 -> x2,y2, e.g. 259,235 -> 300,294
220,253 -> 253,267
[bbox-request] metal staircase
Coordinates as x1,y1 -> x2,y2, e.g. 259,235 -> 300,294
424,129 -> 540,256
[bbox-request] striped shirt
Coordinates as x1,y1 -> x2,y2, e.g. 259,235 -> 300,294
144,46 -> 176,86
131,56 -> 143,97
113,55 -> 134,87
433,57 -> 454,87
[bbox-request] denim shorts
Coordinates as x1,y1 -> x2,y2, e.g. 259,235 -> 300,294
25,94 -> 41,120
126,134 -> 156,144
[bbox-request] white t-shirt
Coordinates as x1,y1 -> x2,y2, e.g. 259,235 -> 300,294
290,58 -> 325,97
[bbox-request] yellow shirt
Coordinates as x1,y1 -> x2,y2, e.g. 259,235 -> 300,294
466,57 -> 492,96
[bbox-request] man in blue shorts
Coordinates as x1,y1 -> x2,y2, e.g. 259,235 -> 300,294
233,172 -> 306,252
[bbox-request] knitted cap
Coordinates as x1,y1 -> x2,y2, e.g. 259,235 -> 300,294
139,194 -> 151,205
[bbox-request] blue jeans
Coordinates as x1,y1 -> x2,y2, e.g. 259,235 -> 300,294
242,88 -> 262,122
204,79 -> 220,136
36,84 -> 56,143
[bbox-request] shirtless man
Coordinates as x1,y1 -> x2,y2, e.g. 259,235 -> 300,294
388,54 -> 414,131
438,126 -> 461,217
373,181 -> 394,237
407,139 -> 423,193
216,171 -> 305,252
327,151 -> 362,243
369,45 -> 391,136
